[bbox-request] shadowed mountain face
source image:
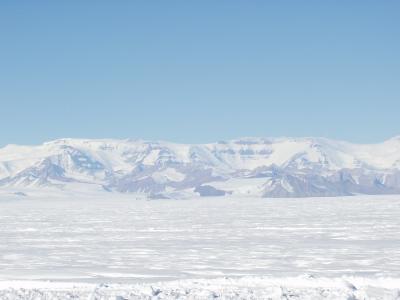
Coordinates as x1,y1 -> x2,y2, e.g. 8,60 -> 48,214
1,137 -> 400,198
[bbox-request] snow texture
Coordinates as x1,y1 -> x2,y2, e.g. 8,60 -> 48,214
1,276 -> 400,299
0,194 -> 400,298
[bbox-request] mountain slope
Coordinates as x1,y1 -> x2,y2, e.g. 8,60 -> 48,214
1,137 -> 400,198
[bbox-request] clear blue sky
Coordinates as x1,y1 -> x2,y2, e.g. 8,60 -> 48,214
1,1 -> 399,146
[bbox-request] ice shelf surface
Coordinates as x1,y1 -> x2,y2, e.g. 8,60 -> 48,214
0,195 -> 399,299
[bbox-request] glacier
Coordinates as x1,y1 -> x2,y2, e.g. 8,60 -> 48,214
1,136 -> 400,198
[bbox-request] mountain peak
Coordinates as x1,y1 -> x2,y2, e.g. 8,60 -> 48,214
387,135 -> 400,142
1,136 -> 400,198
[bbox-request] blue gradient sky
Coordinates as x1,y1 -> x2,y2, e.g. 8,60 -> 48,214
1,1 -> 399,146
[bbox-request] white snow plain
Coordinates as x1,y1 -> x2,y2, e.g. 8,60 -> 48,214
0,194 -> 400,299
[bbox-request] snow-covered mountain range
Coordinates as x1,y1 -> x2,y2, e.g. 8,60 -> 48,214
1,136 -> 400,198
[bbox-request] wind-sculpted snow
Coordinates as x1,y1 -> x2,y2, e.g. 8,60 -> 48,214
1,276 -> 400,299
0,195 -> 400,298
1,136 -> 400,197
1,196 -> 400,281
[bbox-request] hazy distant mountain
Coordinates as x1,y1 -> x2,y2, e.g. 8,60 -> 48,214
1,136 -> 400,198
